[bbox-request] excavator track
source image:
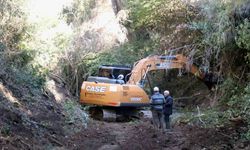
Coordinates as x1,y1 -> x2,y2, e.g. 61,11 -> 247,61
88,106 -> 143,122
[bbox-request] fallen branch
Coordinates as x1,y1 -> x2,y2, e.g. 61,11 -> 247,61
174,93 -> 202,100
197,106 -> 206,127
48,73 -> 66,85
217,132 -> 232,139
48,136 -> 63,147
229,116 -> 244,126
19,139 -> 31,149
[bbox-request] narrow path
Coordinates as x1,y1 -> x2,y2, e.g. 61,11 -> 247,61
66,118 -> 187,150
65,116 -> 246,150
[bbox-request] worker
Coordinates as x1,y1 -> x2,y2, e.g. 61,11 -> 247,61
150,87 -> 165,130
102,70 -> 114,79
163,90 -> 173,130
116,74 -> 125,84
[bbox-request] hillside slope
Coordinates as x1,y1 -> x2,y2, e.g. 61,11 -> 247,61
0,66 -> 87,149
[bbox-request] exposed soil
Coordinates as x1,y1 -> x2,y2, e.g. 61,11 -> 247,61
0,72 -> 249,149
65,118 -> 250,150
1,98 -> 250,150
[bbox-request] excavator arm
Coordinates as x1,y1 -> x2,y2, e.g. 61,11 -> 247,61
127,54 -> 208,87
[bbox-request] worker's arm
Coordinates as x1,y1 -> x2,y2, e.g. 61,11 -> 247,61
165,96 -> 173,106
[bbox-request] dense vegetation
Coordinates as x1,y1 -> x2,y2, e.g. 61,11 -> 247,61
0,0 -> 249,143
126,0 -> 250,140
0,0 -> 45,89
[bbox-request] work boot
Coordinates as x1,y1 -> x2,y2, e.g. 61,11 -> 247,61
165,122 -> 170,129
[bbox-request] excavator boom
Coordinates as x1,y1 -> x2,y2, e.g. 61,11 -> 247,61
127,54 -> 205,86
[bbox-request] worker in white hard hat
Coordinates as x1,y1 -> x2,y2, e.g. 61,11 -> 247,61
163,90 -> 173,130
116,74 -> 125,84
150,86 -> 165,130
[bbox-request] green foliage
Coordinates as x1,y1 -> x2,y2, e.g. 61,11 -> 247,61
243,130 -> 250,141
11,65 -> 46,89
127,0 -> 198,49
189,0 -> 250,71
59,36 -> 160,95
21,19 -> 73,71
220,78 -> 249,112
220,78 -> 240,101
217,78 -> 250,140
178,78 -> 250,140
236,19 -> 250,50
62,0 -> 96,25
236,19 -> 250,62
83,39 -> 160,76
0,0 -> 46,89
177,107 -> 227,128
190,0 -> 234,70
0,60 -> 45,91
128,0 -> 193,32
226,84 -> 250,140
5,50 -> 36,67
0,125 -> 11,137
63,100 -> 88,129
0,0 -> 27,51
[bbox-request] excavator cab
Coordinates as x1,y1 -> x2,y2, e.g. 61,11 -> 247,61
98,65 -> 131,80
87,65 -> 131,84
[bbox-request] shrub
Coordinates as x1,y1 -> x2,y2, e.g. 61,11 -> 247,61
0,0 -> 27,51
63,100 -> 88,131
236,19 -> 250,62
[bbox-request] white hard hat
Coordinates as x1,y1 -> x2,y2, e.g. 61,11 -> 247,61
153,87 -> 159,92
118,74 -> 124,80
164,90 -> 169,95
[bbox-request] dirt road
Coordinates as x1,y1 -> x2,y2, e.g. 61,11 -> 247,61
66,118 -> 247,150
67,118 -> 185,150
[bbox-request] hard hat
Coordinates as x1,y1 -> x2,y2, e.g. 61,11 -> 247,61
164,90 -> 169,95
118,74 -> 124,80
153,87 -> 159,92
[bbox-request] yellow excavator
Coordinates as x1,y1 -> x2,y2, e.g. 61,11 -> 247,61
80,54 -> 219,121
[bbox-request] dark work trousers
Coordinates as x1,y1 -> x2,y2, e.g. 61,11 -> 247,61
164,114 -> 171,129
152,110 -> 164,129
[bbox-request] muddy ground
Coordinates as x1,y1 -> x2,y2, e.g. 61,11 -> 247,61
1,106 -> 250,150
66,118 -> 250,150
